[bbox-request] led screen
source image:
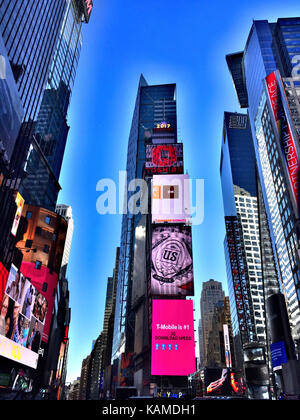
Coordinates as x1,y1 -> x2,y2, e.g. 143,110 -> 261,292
11,192 -> 25,237
151,299 -> 196,376
151,225 -> 194,296
152,174 -> 190,224
21,261 -> 57,344
204,368 -> 244,396
0,264 -> 47,369
145,143 -> 183,175
265,71 -> 300,214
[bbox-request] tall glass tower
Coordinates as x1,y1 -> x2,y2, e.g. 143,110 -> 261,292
18,0 -> 84,210
227,17 -> 300,350
220,111 -> 279,369
111,76 -> 177,365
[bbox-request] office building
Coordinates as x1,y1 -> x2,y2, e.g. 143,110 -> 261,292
226,17 -> 300,350
111,76 -> 177,364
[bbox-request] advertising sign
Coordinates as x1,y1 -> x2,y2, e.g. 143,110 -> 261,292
0,34 -> 23,164
152,174 -> 190,224
270,340 -> 287,370
145,143 -> 183,175
11,192 -> 25,237
265,71 -> 300,214
0,264 -> 48,369
151,299 -> 196,376
20,262 -> 57,343
204,368 -> 243,396
82,0 -> 93,23
151,225 -> 194,296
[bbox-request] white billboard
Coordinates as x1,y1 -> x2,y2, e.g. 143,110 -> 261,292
151,174 -> 191,224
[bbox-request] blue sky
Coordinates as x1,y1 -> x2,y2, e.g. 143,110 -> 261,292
58,0 -> 300,383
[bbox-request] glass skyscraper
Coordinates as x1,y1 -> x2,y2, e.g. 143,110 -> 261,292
18,0 -> 84,210
111,76 -> 177,366
227,17 -> 300,350
220,111 -> 279,368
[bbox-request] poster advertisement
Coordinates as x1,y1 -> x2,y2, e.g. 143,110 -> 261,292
151,299 -> 196,376
0,264 -> 47,369
11,192 -> 25,237
151,174 -> 191,224
151,225 -> 194,296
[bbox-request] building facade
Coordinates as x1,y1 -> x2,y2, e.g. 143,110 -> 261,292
226,17 -> 300,351
111,76 -> 177,365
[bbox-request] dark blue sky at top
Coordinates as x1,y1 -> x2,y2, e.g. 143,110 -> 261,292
57,0 -> 300,382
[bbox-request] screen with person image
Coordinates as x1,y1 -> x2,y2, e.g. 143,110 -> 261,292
26,317 -> 44,353
0,264 -> 49,369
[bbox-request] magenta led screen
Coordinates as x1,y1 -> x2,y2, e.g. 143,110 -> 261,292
151,299 -> 196,376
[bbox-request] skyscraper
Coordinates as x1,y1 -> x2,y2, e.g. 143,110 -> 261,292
226,17 -> 300,350
220,111 -> 280,368
111,77 -> 177,363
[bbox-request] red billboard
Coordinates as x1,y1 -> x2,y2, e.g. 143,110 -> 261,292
20,261 -> 58,343
151,299 -> 196,376
265,71 -> 300,214
145,144 -> 183,175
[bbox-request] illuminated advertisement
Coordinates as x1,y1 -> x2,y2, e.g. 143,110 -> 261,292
145,144 -> 183,175
152,174 -> 190,224
20,262 -> 57,344
0,264 -> 47,369
204,368 -> 243,396
11,192 -> 25,237
151,299 -> 196,376
0,262 -> 8,304
0,34 -> 23,164
223,324 -> 232,368
120,353 -> 134,387
151,225 -> 194,296
82,0 -> 93,23
265,71 -> 300,214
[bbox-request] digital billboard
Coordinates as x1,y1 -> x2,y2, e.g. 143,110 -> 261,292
265,71 -> 300,215
151,225 -> 194,296
151,299 -> 196,376
0,34 -> 23,164
151,174 -> 191,224
20,261 -> 57,344
0,264 -> 47,369
11,192 -> 25,237
204,368 -> 244,396
82,0 -> 93,23
145,144 -> 183,175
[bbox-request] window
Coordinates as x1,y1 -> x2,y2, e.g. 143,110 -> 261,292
25,239 -> 33,249
35,260 -> 42,270
26,211 -> 32,219
45,216 -> 51,225
43,244 -> 50,254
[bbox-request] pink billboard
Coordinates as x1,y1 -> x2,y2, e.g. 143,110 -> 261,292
20,262 -> 58,343
151,299 -> 196,376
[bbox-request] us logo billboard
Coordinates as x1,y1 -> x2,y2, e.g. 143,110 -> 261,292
151,225 -> 194,296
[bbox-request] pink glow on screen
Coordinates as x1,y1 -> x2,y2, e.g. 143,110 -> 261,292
151,299 -> 196,376
21,261 -> 58,343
